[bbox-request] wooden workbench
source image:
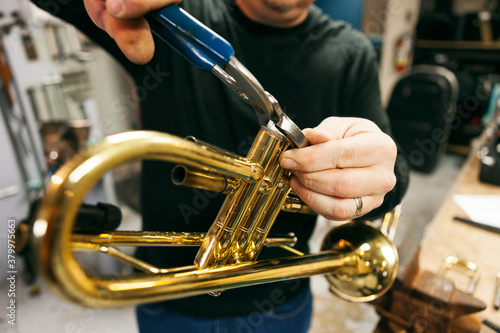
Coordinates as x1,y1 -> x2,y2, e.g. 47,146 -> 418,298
417,151 -> 500,326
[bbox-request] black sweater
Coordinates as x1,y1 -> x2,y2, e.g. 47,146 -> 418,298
32,0 -> 409,317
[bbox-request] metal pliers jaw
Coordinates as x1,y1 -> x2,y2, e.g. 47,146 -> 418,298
146,5 -> 308,148
214,58 -> 308,148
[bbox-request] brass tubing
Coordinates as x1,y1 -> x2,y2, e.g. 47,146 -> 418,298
171,165 -> 239,194
274,244 -> 305,256
71,250 -> 356,307
31,131 -> 262,306
226,134 -> 290,264
381,203 -> 402,242
265,233 -> 297,247
72,242 -> 201,275
184,136 -> 244,160
194,127 -> 289,268
67,219 -> 399,308
72,241 -> 167,274
193,186 -> 250,267
239,177 -> 291,263
70,231 -> 297,248
282,196 -> 316,215
71,231 -> 207,247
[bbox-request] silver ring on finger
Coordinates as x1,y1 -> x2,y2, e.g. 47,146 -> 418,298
352,197 -> 363,218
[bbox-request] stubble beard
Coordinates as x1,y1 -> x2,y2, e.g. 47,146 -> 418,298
261,0 -> 299,13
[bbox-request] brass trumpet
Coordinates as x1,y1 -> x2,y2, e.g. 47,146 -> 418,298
28,121 -> 399,308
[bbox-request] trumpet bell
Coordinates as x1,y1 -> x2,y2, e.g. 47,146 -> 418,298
321,221 -> 398,302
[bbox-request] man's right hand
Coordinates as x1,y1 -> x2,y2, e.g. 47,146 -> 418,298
83,0 -> 181,64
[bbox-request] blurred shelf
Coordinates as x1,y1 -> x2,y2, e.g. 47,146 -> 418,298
416,39 -> 500,50
446,143 -> 471,156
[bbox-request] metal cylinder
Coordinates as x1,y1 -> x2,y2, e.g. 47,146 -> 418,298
171,165 -> 239,194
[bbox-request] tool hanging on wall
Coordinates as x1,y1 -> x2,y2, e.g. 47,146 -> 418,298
0,11 -> 38,61
0,43 -> 14,105
43,21 -> 91,62
0,9 -> 46,195
12,11 -> 37,60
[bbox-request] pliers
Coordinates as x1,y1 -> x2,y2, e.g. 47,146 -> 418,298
146,5 -> 308,148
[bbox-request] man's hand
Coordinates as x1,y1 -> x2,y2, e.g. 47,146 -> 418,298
83,0 -> 181,64
279,117 -> 397,221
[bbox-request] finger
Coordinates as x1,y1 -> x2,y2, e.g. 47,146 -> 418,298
105,0 -> 182,19
84,0 -> 107,29
84,0 -> 155,64
281,132 -> 396,172
292,166 -> 396,198
300,127 -> 336,144
290,177 -> 381,221
303,117 -> 380,145
108,17 -> 155,64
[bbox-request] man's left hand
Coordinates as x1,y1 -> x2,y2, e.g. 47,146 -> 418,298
279,116 -> 397,221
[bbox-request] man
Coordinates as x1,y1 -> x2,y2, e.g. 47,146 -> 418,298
32,0 -> 409,331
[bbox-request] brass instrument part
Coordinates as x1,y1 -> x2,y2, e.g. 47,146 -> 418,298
71,231 -> 297,248
172,165 -> 239,194
322,221 -> 398,302
194,126 -> 291,268
72,241 -> 169,274
381,202 -> 402,242
71,232 -> 298,276
30,127 -> 399,308
281,195 -> 316,215
172,165 -> 315,216
274,244 -> 305,256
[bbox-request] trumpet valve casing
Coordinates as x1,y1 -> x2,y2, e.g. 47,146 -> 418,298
194,126 -> 291,268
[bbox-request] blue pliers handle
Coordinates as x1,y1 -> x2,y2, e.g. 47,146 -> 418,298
146,5 -> 307,148
147,5 -> 234,71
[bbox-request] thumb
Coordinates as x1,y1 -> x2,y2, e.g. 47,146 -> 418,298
105,0 -> 182,19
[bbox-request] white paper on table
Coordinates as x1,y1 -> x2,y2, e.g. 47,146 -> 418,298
452,195 -> 500,228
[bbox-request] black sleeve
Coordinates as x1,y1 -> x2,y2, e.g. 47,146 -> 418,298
30,0 -> 137,76
343,34 -> 410,220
